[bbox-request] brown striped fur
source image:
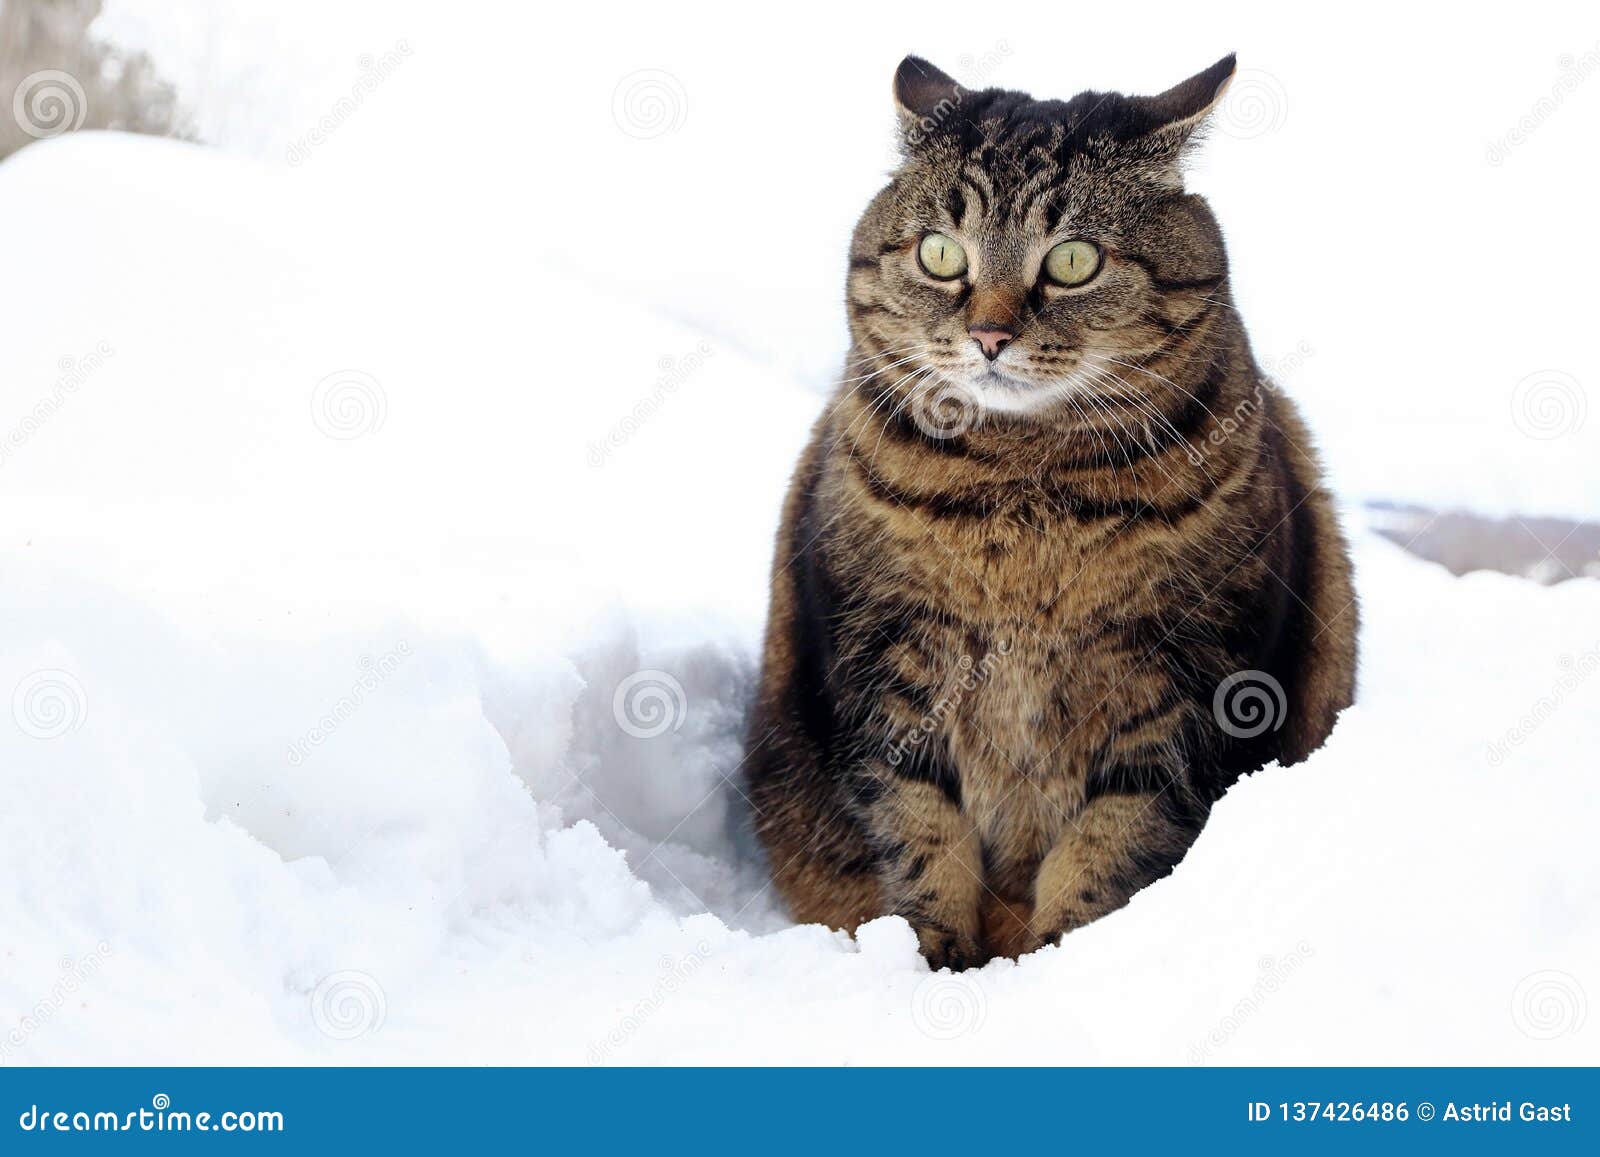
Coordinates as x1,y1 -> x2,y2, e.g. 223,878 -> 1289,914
745,55 -> 1358,969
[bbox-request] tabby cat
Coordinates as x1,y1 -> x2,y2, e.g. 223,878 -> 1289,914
744,54 -> 1358,969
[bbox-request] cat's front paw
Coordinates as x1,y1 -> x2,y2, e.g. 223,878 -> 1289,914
915,925 -> 986,972
1016,919 -> 1075,959
1012,931 -> 1054,959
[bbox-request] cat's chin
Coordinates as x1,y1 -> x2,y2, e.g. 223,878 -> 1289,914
964,371 -> 1082,419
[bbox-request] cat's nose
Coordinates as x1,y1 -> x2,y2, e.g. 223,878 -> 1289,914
968,326 -> 1015,361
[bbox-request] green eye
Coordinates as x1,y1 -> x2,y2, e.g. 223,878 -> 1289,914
1043,240 -> 1102,287
917,233 -> 968,280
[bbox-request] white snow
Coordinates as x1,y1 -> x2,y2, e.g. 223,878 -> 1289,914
4,4 -> 1599,1064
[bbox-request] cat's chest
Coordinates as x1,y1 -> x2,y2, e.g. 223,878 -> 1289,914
863,491 -> 1174,631
942,626 -> 1147,771
931,621 -> 1172,850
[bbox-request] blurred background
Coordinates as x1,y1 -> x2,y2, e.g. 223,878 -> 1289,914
0,0 -> 184,160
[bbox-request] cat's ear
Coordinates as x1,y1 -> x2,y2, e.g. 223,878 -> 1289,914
893,56 -> 965,141
1132,53 -> 1236,140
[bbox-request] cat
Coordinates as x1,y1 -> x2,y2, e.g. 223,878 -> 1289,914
744,54 -> 1358,969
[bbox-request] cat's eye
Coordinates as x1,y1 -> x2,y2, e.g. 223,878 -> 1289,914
1042,240 -> 1102,287
917,233 -> 968,280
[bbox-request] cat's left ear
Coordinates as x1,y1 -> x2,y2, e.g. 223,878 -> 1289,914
1132,53 -> 1236,141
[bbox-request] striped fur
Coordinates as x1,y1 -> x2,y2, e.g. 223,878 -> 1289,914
745,55 -> 1358,968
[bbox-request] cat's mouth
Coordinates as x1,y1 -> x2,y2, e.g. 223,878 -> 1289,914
975,364 -> 1037,392
958,364 -> 1058,416
949,359 -> 1103,420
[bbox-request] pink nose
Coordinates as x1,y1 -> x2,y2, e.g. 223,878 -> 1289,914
968,326 -> 1015,361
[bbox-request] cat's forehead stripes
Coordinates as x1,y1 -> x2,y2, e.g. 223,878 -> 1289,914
953,121 -> 1068,229
934,175 -> 1052,241
926,118 -> 1139,244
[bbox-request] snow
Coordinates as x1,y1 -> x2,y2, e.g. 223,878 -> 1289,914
4,8 -> 1599,1063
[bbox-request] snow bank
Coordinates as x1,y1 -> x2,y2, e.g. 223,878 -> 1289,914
3,134 -> 1597,1066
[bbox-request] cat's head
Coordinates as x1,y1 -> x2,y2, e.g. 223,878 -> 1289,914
848,54 -> 1236,427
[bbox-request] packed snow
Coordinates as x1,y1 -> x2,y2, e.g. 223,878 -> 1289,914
3,2 -> 1598,1064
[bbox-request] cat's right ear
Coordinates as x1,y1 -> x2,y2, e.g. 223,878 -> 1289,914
1133,54 -> 1237,141
893,56 -> 965,143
